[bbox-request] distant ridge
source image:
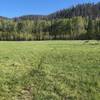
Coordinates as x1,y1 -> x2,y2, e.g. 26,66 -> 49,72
13,15 -> 47,21
48,2 -> 100,19
0,16 -> 9,20
0,2 -> 100,20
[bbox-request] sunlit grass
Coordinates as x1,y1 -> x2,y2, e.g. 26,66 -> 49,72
0,41 -> 100,100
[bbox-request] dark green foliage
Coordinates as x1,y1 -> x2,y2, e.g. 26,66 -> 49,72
0,17 -> 100,40
48,3 -> 100,19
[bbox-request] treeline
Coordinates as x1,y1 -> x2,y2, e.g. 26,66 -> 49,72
0,2 -> 99,41
0,17 -> 100,40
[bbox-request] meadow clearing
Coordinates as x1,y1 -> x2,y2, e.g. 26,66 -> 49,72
0,41 -> 100,100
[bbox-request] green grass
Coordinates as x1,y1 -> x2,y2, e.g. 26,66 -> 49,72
0,41 -> 100,100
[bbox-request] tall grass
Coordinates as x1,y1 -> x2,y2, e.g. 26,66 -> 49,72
0,41 -> 100,100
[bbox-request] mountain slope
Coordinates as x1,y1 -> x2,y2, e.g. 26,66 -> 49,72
48,2 -> 100,19
13,15 -> 47,21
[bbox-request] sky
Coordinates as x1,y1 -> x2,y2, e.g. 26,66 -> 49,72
0,0 -> 99,18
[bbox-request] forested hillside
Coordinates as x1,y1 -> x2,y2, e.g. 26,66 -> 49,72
48,3 -> 100,19
0,2 -> 100,40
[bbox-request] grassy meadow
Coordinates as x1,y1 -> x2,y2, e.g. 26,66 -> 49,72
0,41 -> 100,100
